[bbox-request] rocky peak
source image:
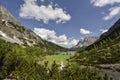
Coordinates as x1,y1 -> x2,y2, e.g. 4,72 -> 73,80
71,37 -> 99,51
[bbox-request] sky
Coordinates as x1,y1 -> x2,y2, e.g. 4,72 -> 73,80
0,0 -> 120,48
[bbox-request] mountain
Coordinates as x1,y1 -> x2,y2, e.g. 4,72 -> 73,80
0,5 -> 66,52
86,19 -> 120,50
71,37 -> 99,50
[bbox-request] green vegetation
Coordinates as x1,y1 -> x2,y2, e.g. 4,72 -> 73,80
41,54 -> 70,67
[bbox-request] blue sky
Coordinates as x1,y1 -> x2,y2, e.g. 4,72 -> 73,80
0,0 -> 120,48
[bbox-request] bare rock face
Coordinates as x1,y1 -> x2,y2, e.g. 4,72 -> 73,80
71,37 -> 99,51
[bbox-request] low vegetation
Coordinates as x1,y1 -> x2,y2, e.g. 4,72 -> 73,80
41,54 -> 70,67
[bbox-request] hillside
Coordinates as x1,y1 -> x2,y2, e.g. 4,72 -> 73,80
86,19 -> 120,50
0,5 -> 66,52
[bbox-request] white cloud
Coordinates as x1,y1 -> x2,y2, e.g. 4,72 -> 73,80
100,29 -> 108,33
103,6 -> 120,20
80,28 -> 92,35
34,28 -> 78,48
90,0 -> 120,20
19,0 -> 71,24
41,0 -> 45,2
91,0 -> 120,7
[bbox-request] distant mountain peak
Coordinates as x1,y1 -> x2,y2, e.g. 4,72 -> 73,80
71,37 -> 99,51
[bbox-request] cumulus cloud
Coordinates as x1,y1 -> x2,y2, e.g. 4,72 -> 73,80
100,29 -> 108,33
34,28 -> 78,48
90,0 -> 120,20
91,0 -> 120,7
19,0 -> 71,24
103,6 -> 120,20
80,28 -> 92,35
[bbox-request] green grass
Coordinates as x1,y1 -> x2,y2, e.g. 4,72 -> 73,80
40,54 -> 71,67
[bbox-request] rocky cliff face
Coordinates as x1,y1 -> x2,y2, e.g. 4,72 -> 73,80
0,5 -> 65,51
71,37 -> 99,50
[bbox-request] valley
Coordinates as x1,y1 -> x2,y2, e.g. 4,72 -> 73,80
0,3 -> 120,80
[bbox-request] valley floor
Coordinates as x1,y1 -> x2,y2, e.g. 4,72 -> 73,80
40,54 -> 71,67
